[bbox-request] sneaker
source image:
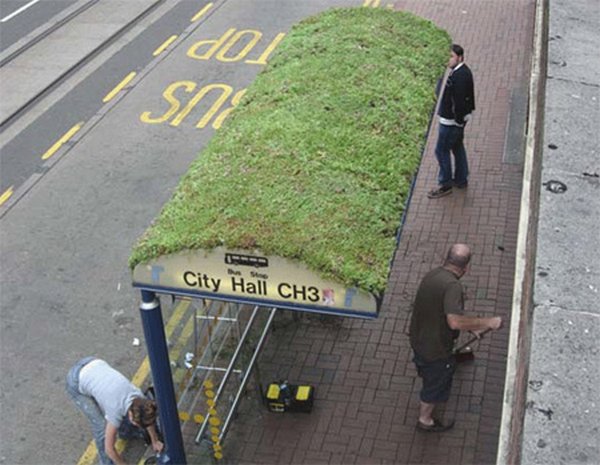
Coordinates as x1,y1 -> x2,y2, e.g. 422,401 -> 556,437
427,186 -> 452,199
417,418 -> 455,432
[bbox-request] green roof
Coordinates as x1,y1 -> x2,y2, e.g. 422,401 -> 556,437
129,7 -> 450,296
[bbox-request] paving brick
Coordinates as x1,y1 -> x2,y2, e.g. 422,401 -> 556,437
321,435 -> 350,455
303,450 -> 332,464
361,437 -> 375,456
354,455 -> 382,465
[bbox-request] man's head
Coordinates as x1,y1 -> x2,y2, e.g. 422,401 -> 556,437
128,397 -> 158,428
448,44 -> 465,69
443,243 -> 471,277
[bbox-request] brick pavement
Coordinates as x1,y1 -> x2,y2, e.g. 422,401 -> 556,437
184,1 -> 535,463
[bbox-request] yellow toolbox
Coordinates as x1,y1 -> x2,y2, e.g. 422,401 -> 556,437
265,381 -> 314,413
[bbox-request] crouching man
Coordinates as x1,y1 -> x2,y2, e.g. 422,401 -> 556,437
66,357 -> 164,464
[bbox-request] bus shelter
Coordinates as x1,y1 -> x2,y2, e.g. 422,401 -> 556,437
127,7 -> 448,463
131,249 -> 380,464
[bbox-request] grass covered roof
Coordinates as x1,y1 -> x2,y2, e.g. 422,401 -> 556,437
129,7 -> 450,296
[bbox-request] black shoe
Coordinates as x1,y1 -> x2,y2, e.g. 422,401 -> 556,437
427,186 -> 452,199
454,181 -> 468,189
417,418 -> 455,432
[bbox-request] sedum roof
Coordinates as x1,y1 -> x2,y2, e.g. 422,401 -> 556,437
129,7 -> 450,297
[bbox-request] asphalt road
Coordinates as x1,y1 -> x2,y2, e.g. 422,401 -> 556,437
0,0 -> 366,463
0,0 -> 208,196
0,0 -> 79,52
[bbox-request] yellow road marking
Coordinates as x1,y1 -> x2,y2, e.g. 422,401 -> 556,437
135,308 -> 197,465
169,310 -> 196,395
133,301 -> 224,464
191,2 -> 213,22
41,123 -> 84,160
0,186 -> 14,206
245,33 -> 285,65
363,0 -> 380,6
134,309 -> 195,464
131,299 -> 191,387
77,299 -> 191,465
102,71 -> 137,103
153,35 -> 178,56
174,302 -> 224,401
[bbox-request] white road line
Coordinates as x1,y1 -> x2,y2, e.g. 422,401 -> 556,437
1,0 -> 42,23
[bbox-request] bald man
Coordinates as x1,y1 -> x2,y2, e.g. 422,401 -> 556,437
409,244 -> 502,432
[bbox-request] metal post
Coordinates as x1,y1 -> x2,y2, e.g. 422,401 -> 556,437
219,307 -> 277,442
140,290 -> 187,465
195,305 -> 260,443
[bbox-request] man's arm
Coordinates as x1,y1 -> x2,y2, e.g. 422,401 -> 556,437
447,314 -> 502,332
451,71 -> 470,125
146,424 -> 164,454
105,422 -> 126,465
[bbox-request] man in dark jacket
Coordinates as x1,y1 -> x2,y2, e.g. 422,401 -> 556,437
428,44 -> 475,199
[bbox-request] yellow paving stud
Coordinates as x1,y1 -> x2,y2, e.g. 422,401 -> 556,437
206,399 -> 215,407
204,389 -> 215,398
212,437 -> 223,460
210,427 -> 220,435
178,411 -> 190,421
209,417 -> 221,426
193,414 -> 205,424
213,441 -> 223,460
203,380 -> 214,389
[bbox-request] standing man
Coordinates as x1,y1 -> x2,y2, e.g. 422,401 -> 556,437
428,44 -> 475,199
409,244 -> 502,432
66,357 -> 164,464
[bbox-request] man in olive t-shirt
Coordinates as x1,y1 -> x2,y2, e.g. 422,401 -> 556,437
410,266 -> 463,361
409,244 -> 502,432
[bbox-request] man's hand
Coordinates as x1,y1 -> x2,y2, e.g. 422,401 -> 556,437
152,440 -> 164,454
488,316 -> 502,330
146,423 -> 164,454
471,317 -> 502,335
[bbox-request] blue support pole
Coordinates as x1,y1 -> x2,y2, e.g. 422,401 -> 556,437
139,290 -> 187,464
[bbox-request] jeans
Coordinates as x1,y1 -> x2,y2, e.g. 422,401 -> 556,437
66,357 -> 114,465
434,123 -> 469,187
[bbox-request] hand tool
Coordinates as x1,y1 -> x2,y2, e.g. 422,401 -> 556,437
453,328 -> 492,363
